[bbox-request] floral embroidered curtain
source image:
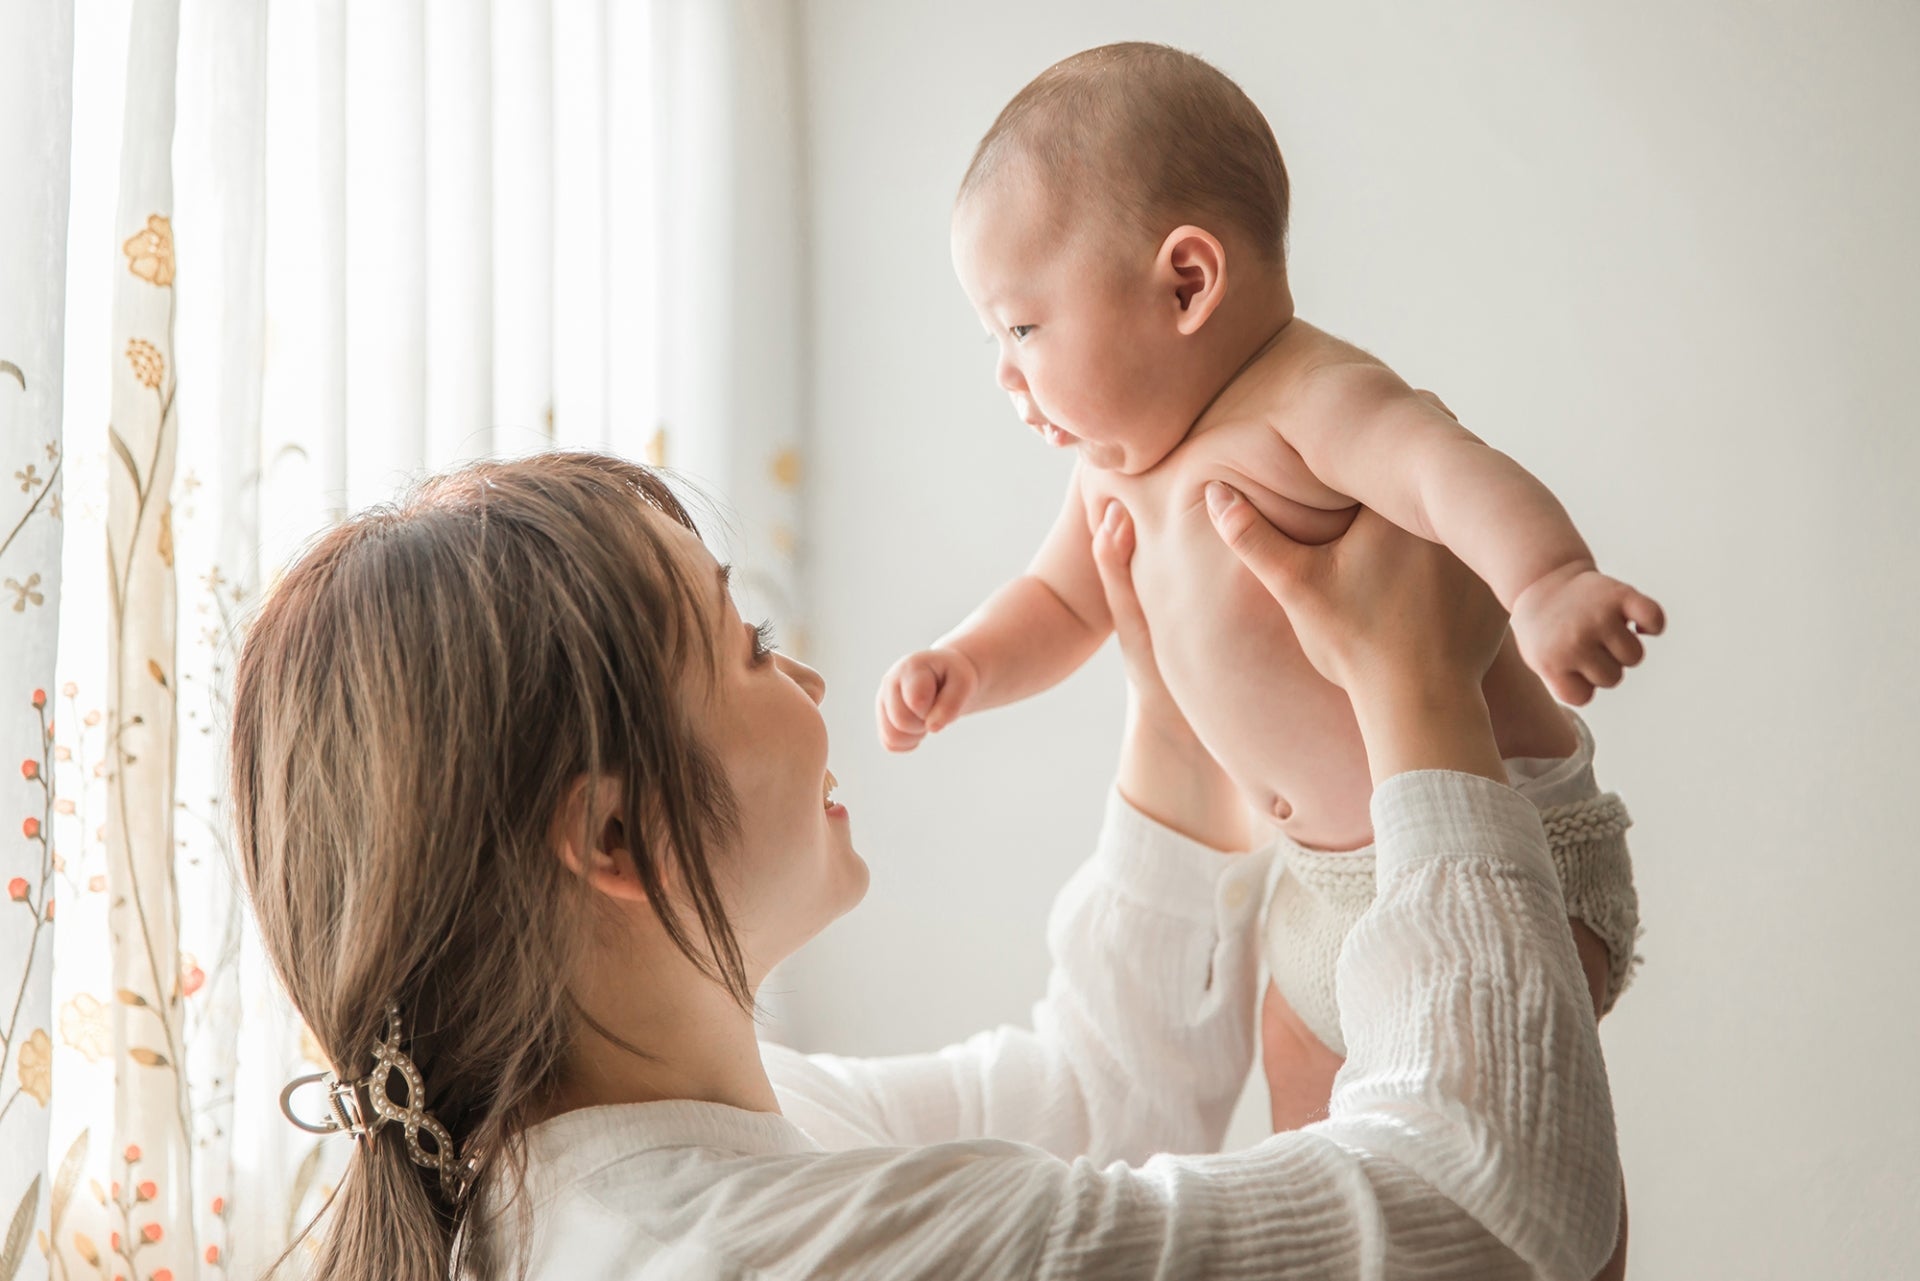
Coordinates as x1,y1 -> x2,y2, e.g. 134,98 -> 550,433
0,2 -> 807,1277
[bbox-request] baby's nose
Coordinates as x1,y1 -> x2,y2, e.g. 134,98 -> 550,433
995,354 -> 1026,394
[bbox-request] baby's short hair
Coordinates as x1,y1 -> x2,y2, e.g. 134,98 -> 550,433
959,43 -> 1290,264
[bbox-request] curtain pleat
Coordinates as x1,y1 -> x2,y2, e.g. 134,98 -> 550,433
551,0 -> 609,450
425,0 -> 496,467
491,0 -> 556,449
102,2 -> 194,1277
0,1 -> 74,1276
344,0 -> 428,509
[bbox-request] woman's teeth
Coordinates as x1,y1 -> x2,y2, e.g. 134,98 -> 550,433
823,769 -> 838,809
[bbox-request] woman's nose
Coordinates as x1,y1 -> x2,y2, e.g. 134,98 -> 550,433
779,654 -> 826,706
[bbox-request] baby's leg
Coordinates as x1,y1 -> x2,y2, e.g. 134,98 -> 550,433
1260,978 -> 1342,1129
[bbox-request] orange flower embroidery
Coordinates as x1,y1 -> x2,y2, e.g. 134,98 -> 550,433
17,1027 -> 51,1106
179,953 -> 206,997
126,338 -> 165,390
59,992 -> 109,1062
123,214 -> 175,286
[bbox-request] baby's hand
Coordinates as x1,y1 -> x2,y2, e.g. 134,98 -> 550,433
875,647 -> 981,752
1511,564 -> 1666,705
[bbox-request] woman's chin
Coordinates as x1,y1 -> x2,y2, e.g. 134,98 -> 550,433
834,839 -> 871,917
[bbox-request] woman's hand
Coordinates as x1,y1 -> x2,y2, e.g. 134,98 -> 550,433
1205,483 -> 1509,786
1092,501 -> 1250,853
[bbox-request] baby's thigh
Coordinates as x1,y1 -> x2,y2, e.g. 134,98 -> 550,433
1260,978 -> 1345,1131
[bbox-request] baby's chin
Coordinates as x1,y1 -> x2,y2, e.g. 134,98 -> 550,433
1076,437 -> 1129,471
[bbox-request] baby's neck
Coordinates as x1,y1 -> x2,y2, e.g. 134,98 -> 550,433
1187,274 -> 1296,430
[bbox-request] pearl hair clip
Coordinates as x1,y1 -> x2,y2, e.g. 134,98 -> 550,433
278,1005 -> 471,1200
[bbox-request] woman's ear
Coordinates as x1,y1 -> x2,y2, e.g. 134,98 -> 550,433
1157,224 -> 1228,335
556,774 -> 650,905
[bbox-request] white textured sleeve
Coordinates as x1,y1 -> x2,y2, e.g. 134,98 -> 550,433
790,789 -> 1272,1165
736,772 -> 1620,1280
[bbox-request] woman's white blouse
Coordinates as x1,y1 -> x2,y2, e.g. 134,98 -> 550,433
490,774 -> 1620,1279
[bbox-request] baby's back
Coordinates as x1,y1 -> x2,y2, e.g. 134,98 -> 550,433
1079,323 -> 1570,849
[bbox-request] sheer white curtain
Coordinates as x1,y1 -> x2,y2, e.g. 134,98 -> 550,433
0,2 -> 807,1276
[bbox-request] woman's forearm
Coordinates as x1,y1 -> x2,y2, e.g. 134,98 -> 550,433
1348,675 -> 1506,788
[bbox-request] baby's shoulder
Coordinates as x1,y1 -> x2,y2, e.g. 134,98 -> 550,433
1209,322 -> 1393,428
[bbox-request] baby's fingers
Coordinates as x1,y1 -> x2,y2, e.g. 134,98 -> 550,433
1549,666 -> 1597,707
1625,590 -> 1666,637
924,666 -> 974,734
1602,619 -> 1645,669
900,664 -> 939,720
1579,644 -> 1625,693
877,675 -> 928,752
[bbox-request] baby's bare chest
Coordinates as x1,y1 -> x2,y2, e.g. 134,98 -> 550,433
1079,415 -> 1357,581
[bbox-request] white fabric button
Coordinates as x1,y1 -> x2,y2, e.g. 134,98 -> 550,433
1223,883 -> 1249,911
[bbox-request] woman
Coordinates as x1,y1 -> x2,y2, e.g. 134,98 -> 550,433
233,452 -> 1620,1279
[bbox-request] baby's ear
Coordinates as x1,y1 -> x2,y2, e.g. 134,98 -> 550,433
1158,225 -> 1227,335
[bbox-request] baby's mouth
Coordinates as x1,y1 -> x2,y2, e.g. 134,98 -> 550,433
823,769 -> 838,810
1015,395 -> 1075,447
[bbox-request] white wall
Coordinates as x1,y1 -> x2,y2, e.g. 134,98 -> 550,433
787,3 -> 1920,1278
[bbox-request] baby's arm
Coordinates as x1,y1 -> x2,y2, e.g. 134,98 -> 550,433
1285,365 -> 1665,704
877,466 -> 1114,751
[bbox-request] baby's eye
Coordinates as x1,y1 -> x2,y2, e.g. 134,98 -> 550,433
1009,324 -> 1036,342
752,620 -> 778,662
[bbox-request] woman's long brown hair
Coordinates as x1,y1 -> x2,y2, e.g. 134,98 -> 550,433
229,452 -> 749,1279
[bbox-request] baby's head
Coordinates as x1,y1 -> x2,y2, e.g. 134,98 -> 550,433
952,43 -> 1291,473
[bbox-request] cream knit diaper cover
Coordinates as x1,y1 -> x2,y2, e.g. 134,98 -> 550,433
1262,713 -> 1641,1056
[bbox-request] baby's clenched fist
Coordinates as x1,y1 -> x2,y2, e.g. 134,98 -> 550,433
876,647 -> 981,752
1511,565 -> 1665,706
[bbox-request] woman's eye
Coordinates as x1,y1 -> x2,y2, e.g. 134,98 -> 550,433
1009,324 -> 1036,341
752,620 -> 777,662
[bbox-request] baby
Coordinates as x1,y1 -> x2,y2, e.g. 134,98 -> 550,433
877,43 -> 1656,1133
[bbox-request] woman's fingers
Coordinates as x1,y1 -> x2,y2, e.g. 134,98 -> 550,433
1209,483 -> 1507,697
1092,500 -> 1203,738
1206,482 -> 1310,603
1091,501 -> 1154,666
